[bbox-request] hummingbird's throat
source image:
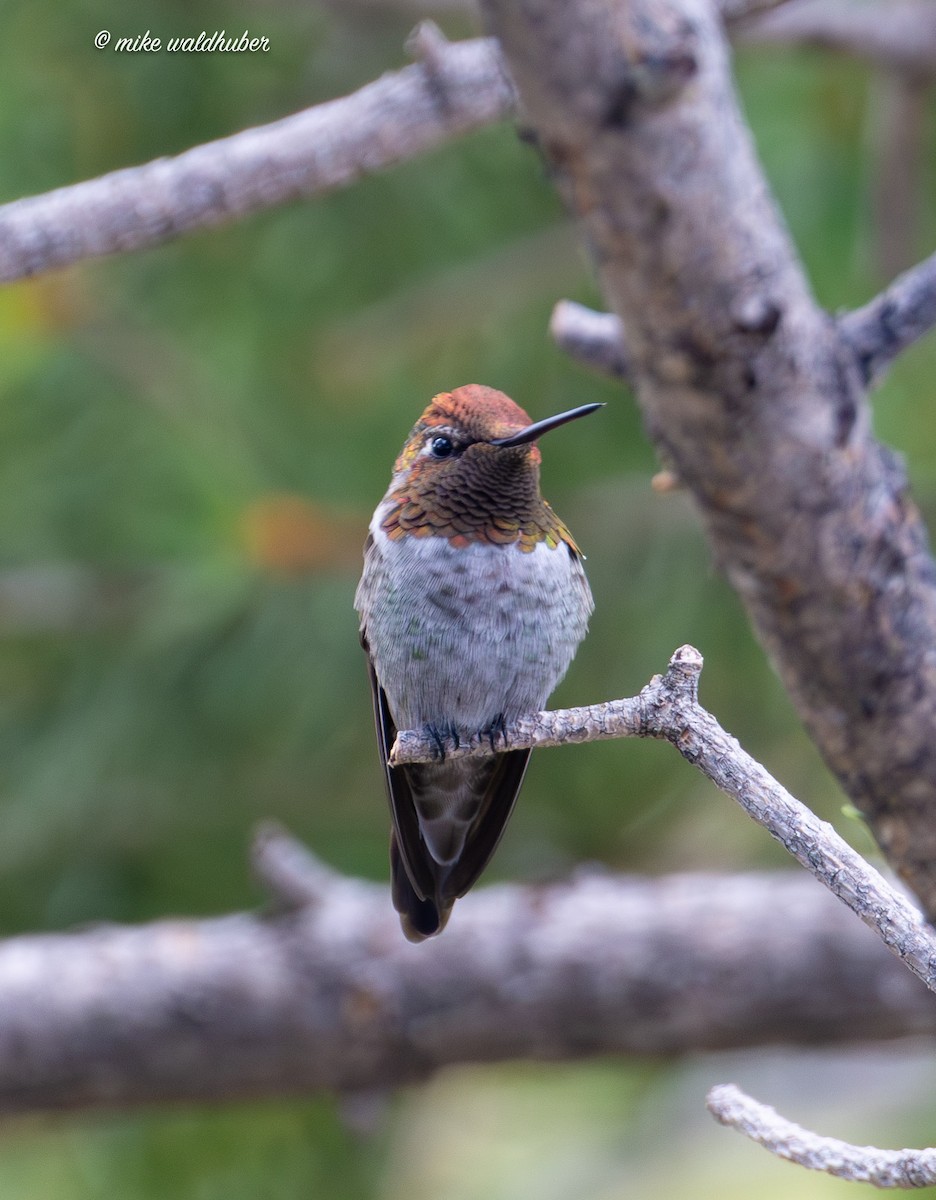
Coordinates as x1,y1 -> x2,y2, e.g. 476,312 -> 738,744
381,452 -> 575,553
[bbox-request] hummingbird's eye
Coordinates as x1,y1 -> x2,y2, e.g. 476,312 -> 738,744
429,435 -> 456,459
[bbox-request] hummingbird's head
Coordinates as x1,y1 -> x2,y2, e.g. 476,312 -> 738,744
381,385 -> 602,551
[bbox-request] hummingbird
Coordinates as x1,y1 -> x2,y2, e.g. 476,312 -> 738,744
355,385 -> 600,941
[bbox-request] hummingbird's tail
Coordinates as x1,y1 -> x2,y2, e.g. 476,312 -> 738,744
390,833 -> 453,942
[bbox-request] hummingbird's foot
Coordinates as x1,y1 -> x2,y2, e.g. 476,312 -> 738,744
481,712 -> 508,753
425,721 -> 461,761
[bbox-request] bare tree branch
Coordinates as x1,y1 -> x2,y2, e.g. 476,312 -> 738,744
737,0 -> 936,75
0,32 -> 513,283
336,0 -> 830,26
708,1083 -> 936,1186
0,829 -> 930,1115
481,0 -> 936,920
0,564 -> 145,634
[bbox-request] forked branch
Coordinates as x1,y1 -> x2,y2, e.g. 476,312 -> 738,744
393,646 -> 936,995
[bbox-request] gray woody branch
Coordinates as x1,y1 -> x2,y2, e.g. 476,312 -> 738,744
3,4 -> 934,285
552,245 -> 936,389
736,0 -> 936,76
481,0 -> 936,923
3,15 -> 936,368
0,835 -> 932,1115
708,1085 -> 936,1187
0,30 -> 514,282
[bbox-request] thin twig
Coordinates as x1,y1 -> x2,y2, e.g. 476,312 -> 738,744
393,646 -> 936,994
708,1083 -> 936,1187
0,33 -> 514,282
867,71 -> 931,279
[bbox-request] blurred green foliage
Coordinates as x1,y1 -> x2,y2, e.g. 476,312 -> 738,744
0,1 -> 935,1196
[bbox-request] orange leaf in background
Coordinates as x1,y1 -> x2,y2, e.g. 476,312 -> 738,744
242,494 -> 364,577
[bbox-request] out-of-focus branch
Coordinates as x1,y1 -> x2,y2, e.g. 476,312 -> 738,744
0,30 -> 513,282
0,822 -> 930,1116
737,0 -> 936,75
554,242 -> 936,388
0,5 -> 929,288
482,0 -> 936,917
548,301 -> 631,380
718,0 -> 796,19
708,1084 -> 936,1187
840,249 -> 936,384
867,70 -> 931,279
0,564 -> 145,634
741,0 -> 936,280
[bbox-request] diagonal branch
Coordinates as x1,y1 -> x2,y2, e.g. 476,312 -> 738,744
402,645 -> 936,1180
839,249 -> 936,384
0,30 -> 513,283
394,646 -> 936,994
708,1083 -> 936,1187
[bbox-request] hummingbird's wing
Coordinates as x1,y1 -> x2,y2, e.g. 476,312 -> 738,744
362,638 -> 438,905
362,634 -> 531,940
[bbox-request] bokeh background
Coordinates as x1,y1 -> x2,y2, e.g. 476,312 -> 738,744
1,2 -> 935,1196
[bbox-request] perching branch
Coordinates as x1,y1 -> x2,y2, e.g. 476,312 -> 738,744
0,29 -> 513,283
708,1084 -> 936,1187
392,644 -> 936,1180
394,646 -> 936,994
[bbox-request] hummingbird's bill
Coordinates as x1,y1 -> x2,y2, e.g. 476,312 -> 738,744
489,402 -> 604,448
